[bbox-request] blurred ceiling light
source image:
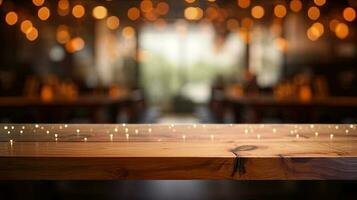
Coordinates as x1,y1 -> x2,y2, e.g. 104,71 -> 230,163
156,2 -> 169,15
65,37 -> 85,53
343,7 -> 356,22
58,0 -> 69,16
290,0 -> 302,13
26,27 -> 38,41
313,22 -> 324,35
32,0 -> 44,7
251,6 -> 264,19
226,18 -> 239,31
184,7 -> 203,21
92,6 -> 107,19
128,7 -> 140,21
335,23 -> 349,39
314,0 -> 326,6
38,6 -> 50,21
329,19 -> 340,32
275,37 -> 288,52
72,4 -> 85,18
122,26 -> 135,39
237,0 -> 250,9
5,11 -> 18,25
106,16 -> 120,30
56,25 -> 70,44
274,4 -> 287,18
140,0 -> 153,13
185,0 -> 196,3
49,45 -> 65,62
20,20 -> 33,34
307,26 -> 320,41
308,6 -> 320,20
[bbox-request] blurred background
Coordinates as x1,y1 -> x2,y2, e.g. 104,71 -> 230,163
0,0 -> 356,124
1,1 -> 357,199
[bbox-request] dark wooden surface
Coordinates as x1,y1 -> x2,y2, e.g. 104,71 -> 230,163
0,124 -> 356,180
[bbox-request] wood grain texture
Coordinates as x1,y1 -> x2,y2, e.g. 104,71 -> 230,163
0,124 -> 356,180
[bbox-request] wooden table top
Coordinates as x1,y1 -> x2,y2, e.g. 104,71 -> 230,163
0,124 -> 356,180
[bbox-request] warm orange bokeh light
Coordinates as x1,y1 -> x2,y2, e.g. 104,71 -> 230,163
343,7 -> 356,22
184,7 -> 203,21
106,16 -> 120,30
58,0 -> 69,16
20,20 -> 33,34
275,37 -> 288,52
32,0 -> 44,7
38,6 -> 50,21
5,11 -> 18,26
237,0 -> 250,9
185,0 -> 196,3
56,25 -> 70,44
307,22 -> 324,41
128,7 -> 140,21
314,0 -> 326,7
308,6 -> 320,20
140,0 -> 153,13
329,19 -> 340,32
92,6 -> 107,20
72,5 -> 85,19
156,2 -> 170,16
290,0 -> 302,13
251,6 -> 264,19
335,23 -> 349,39
26,27 -> 39,41
122,26 -> 136,39
274,4 -> 287,18
65,37 -> 85,53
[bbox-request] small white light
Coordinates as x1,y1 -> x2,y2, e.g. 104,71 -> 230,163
126,134 -> 129,140
135,129 -> 138,134
22,126 -> 25,129
9,139 -> 13,146
84,137 -> 87,142
193,124 -> 197,128
46,130 -> 50,134
64,124 -> 68,128
4,126 -> 8,130
54,134 -> 58,138
114,128 -> 118,132
41,126 -> 44,130
296,134 -> 299,139
350,124 -> 354,129
210,135 -> 214,140
335,125 -> 339,130
35,124 -> 39,128
11,126 -> 14,129
125,128 -> 129,133
76,129 -> 80,133
59,126 -> 63,129
182,135 -> 186,140
346,129 -> 349,134
7,131 -> 10,134
315,132 -> 319,136
310,124 -> 314,128
244,129 -> 248,134
257,134 -> 261,139
20,130 -> 23,134
273,128 -> 277,133
330,134 -> 334,139
122,123 -> 126,127
148,128 -> 152,133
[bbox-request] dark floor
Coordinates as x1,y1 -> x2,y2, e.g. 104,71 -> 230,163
1,181 -> 357,200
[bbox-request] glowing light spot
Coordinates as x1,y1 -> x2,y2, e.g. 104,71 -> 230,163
92,6 -> 107,19
290,0 -> 302,13
237,0 -> 250,9
335,23 -> 349,39
32,0 -> 44,7
72,4 -> 85,19
308,6 -> 320,20
122,26 -> 135,39
20,20 -> 33,34
106,16 -> 120,30
314,0 -> 326,6
38,6 -> 50,21
184,7 -> 203,21
251,6 -> 264,19
274,4 -> 287,18
128,7 -> 140,21
343,7 -> 356,22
